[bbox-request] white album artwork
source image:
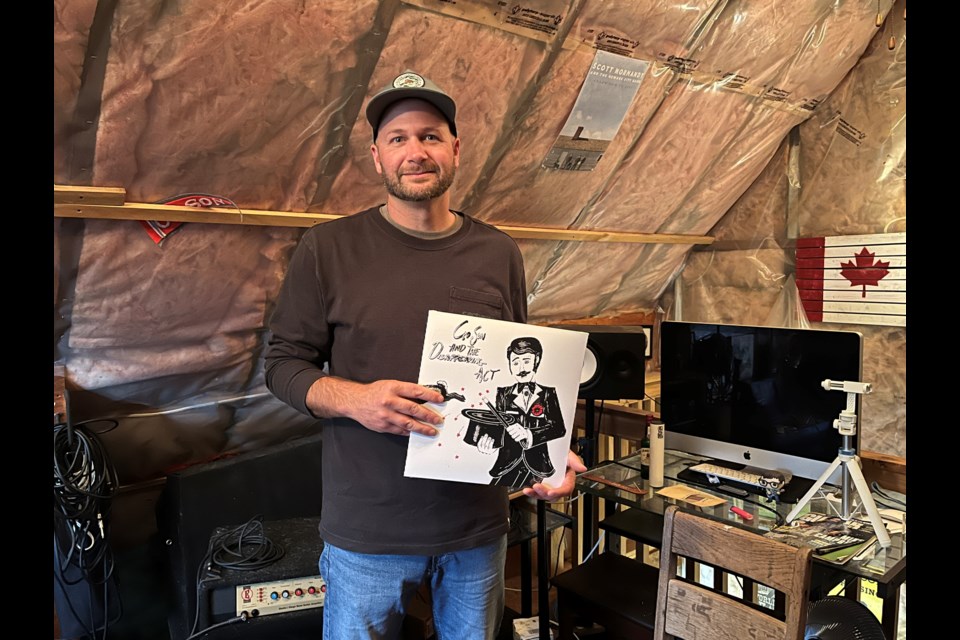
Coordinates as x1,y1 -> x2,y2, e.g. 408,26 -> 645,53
404,311 -> 588,490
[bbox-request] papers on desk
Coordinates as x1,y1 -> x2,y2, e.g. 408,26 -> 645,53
879,508 -> 905,535
764,512 -> 877,565
656,485 -> 727,508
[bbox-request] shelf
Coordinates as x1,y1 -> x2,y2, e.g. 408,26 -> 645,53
598,508 -> 664,548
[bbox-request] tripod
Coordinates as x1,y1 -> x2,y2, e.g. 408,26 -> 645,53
786,379 -> 891,548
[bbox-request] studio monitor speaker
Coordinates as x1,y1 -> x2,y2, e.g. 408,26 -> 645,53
554,326 -> 647,400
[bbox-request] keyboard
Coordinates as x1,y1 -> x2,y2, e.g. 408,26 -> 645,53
688,462 -> 793,490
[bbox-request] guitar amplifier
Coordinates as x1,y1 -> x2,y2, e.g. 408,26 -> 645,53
194,516 -> 326,639
157,433 -> 324,640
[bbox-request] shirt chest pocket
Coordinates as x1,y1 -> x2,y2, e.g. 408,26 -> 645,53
448,287 -> 505,320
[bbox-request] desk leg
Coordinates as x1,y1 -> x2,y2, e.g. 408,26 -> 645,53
602,497 -> 621,554
580,401 -> 598,562
880,584 -> 901,640
841,576 -> 860,602
520,540 -> 532,617
581,496 -> 595,561
538,500 -> 550,640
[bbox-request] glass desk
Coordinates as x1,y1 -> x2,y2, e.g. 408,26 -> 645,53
575,449 -> 906,639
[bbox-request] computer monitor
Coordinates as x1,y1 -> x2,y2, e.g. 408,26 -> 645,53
659,321 -> 863,491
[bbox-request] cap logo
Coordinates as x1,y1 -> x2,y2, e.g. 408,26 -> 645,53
393,72 -> 425,89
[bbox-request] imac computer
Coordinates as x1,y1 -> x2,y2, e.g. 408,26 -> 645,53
659,321 -> 863,503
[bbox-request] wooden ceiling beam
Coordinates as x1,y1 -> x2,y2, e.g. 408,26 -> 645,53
54,184 -> 127,206
548,311 -> 655,326
53,185 -> 714,246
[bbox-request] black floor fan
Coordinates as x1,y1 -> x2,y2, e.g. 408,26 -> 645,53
805,596 -> 889,640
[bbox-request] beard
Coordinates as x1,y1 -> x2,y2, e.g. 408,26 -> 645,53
381,162 -> 457,202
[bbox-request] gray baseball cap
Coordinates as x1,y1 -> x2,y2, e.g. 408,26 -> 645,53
365,71 -> 458,141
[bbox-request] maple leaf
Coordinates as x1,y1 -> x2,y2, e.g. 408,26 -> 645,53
840,247 -> 890,297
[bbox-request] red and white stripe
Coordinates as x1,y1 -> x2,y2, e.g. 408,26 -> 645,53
796,232 -> 906,327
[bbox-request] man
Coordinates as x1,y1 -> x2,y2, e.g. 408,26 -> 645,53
477,337 -> 567,489
264,70 -> 585,640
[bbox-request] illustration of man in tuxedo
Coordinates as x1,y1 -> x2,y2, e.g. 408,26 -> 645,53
476,337 -> 567,489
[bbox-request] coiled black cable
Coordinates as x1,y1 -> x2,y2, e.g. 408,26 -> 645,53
190,515 -> 285,637
53,418 -> 121,639
209,516 -> 285,571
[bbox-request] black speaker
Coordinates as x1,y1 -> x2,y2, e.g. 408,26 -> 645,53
555,326 -> 647,400
157,433 -> 324,640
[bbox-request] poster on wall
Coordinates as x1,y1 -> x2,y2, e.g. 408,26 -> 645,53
796,232 -> 906,327
404,311 -> 588,490
541,49 -> 650,172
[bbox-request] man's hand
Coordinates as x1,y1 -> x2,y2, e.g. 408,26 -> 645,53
306,377 -> 444,436
522,449 -> 587,502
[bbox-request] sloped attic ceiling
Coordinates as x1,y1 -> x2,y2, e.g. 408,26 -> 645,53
54,0 -> 904,480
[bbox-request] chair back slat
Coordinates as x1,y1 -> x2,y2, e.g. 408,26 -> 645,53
662,580 -> 788,640
669,512 -> 812,595
653,505 -> 812,640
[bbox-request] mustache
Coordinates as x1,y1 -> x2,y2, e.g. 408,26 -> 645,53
400,162 -> 439,176
517,371 -> 532,378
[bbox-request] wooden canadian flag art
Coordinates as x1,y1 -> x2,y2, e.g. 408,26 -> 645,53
796,232 -> 906,327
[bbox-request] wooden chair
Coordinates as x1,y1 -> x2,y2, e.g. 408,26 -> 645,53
653,505 -> 813,640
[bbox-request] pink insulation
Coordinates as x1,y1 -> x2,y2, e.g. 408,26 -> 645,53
52,0 -> 905,478
321,5 -> 546,216
93,0 -> 381,210
797,7 -> 906,237
579,84 -> 754,233
662,103 -> 803,236
581,0 -> 882,232
528,241 -> 691,323
465,0 -> 717,227
708,136 -> 790,246
53,0 -> 99,180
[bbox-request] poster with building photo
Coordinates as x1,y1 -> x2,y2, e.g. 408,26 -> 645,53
404,311 -> 588,490
542,50 -> 650,171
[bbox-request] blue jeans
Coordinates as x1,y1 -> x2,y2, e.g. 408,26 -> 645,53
319,536 -> 507,640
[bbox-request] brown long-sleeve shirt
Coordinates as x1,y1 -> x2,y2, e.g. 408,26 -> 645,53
265,206 -> 527,554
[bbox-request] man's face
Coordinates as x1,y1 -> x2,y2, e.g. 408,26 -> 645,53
509,353 -> 538,383
370,99 -> 460,202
